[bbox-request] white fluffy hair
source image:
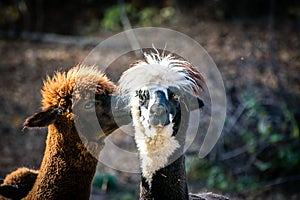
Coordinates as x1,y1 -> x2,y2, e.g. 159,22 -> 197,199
118,51 -> 201,102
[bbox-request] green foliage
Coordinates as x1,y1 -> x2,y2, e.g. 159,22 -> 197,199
138,7 -> 158,26
101,4 -> 175,31
1,1 -> 298,36
207,166 -> 229,190
138,7 -> 175,27
101,4 -> 136,31
187,91 -> 300,194
93,170 -> 119,191
120,193 -> 135,200
186,158 -> 259,192
0,4 -> 22,26
241,94 -> 300,178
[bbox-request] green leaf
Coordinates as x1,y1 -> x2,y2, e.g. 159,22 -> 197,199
269,133 -> 282,143
254,160 -> 272,171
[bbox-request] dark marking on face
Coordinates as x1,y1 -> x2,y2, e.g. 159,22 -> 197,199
137,87 -> 183,128
136,89 -> 150,107
149,90 -> 170,126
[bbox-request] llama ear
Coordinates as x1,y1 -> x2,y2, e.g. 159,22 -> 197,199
183,93 -> 204,111
23,108 -> 60,128
197,97 -> 204,108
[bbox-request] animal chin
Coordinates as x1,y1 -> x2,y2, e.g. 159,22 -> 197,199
144,126 -> 158,138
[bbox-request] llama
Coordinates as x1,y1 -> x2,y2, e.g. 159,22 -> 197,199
118,51 -> 229,200
1,65 -> 128,200
0,167 -> 38,199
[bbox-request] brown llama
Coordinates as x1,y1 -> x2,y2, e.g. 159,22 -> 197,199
0,65 -> 129,200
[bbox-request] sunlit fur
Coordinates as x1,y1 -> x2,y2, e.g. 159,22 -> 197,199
1,168 -> 38,187
41,65 -> 115,111
0,65 -> 117,200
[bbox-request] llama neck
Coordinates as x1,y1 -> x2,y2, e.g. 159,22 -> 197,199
25,121 -> 98,200
140,154 -> 188,200
137,103 -> 190,200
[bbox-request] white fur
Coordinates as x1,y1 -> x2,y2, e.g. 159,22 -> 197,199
118,52 -> 199,104
134,114 -> 180,186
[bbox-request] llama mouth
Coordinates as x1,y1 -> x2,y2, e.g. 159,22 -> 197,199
144,124 -> 171,138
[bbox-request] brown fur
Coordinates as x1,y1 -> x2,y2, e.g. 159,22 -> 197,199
1,65 -> 119,200
0,168 -> 38,199
1,168 -> 38,188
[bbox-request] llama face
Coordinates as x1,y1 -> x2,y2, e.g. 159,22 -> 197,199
73,92 -> 119,142
73,93 -> 132,144
135,86 -> 183,137
24,66 -> 130,144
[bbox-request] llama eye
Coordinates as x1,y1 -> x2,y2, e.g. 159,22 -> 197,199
136,90 -> 143,98
171,93 -> 180,101
84,101 -> 95,110
137,90 -> 149,101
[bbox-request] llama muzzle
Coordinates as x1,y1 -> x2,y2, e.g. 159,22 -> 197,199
149,103 -> 170,126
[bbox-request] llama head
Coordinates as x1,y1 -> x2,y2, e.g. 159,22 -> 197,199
136,85 -> 205,134
24,65 -> 124,144
118,51 -> 204,184
119,51 -> 204,134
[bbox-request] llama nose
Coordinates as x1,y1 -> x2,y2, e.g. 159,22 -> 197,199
149,104 -> 169,126
150,104 -> 166,115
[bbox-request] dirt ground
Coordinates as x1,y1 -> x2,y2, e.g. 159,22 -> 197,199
0,19 -> 299,199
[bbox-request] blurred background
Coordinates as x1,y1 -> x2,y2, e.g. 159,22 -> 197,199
0,0 -> 299,199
